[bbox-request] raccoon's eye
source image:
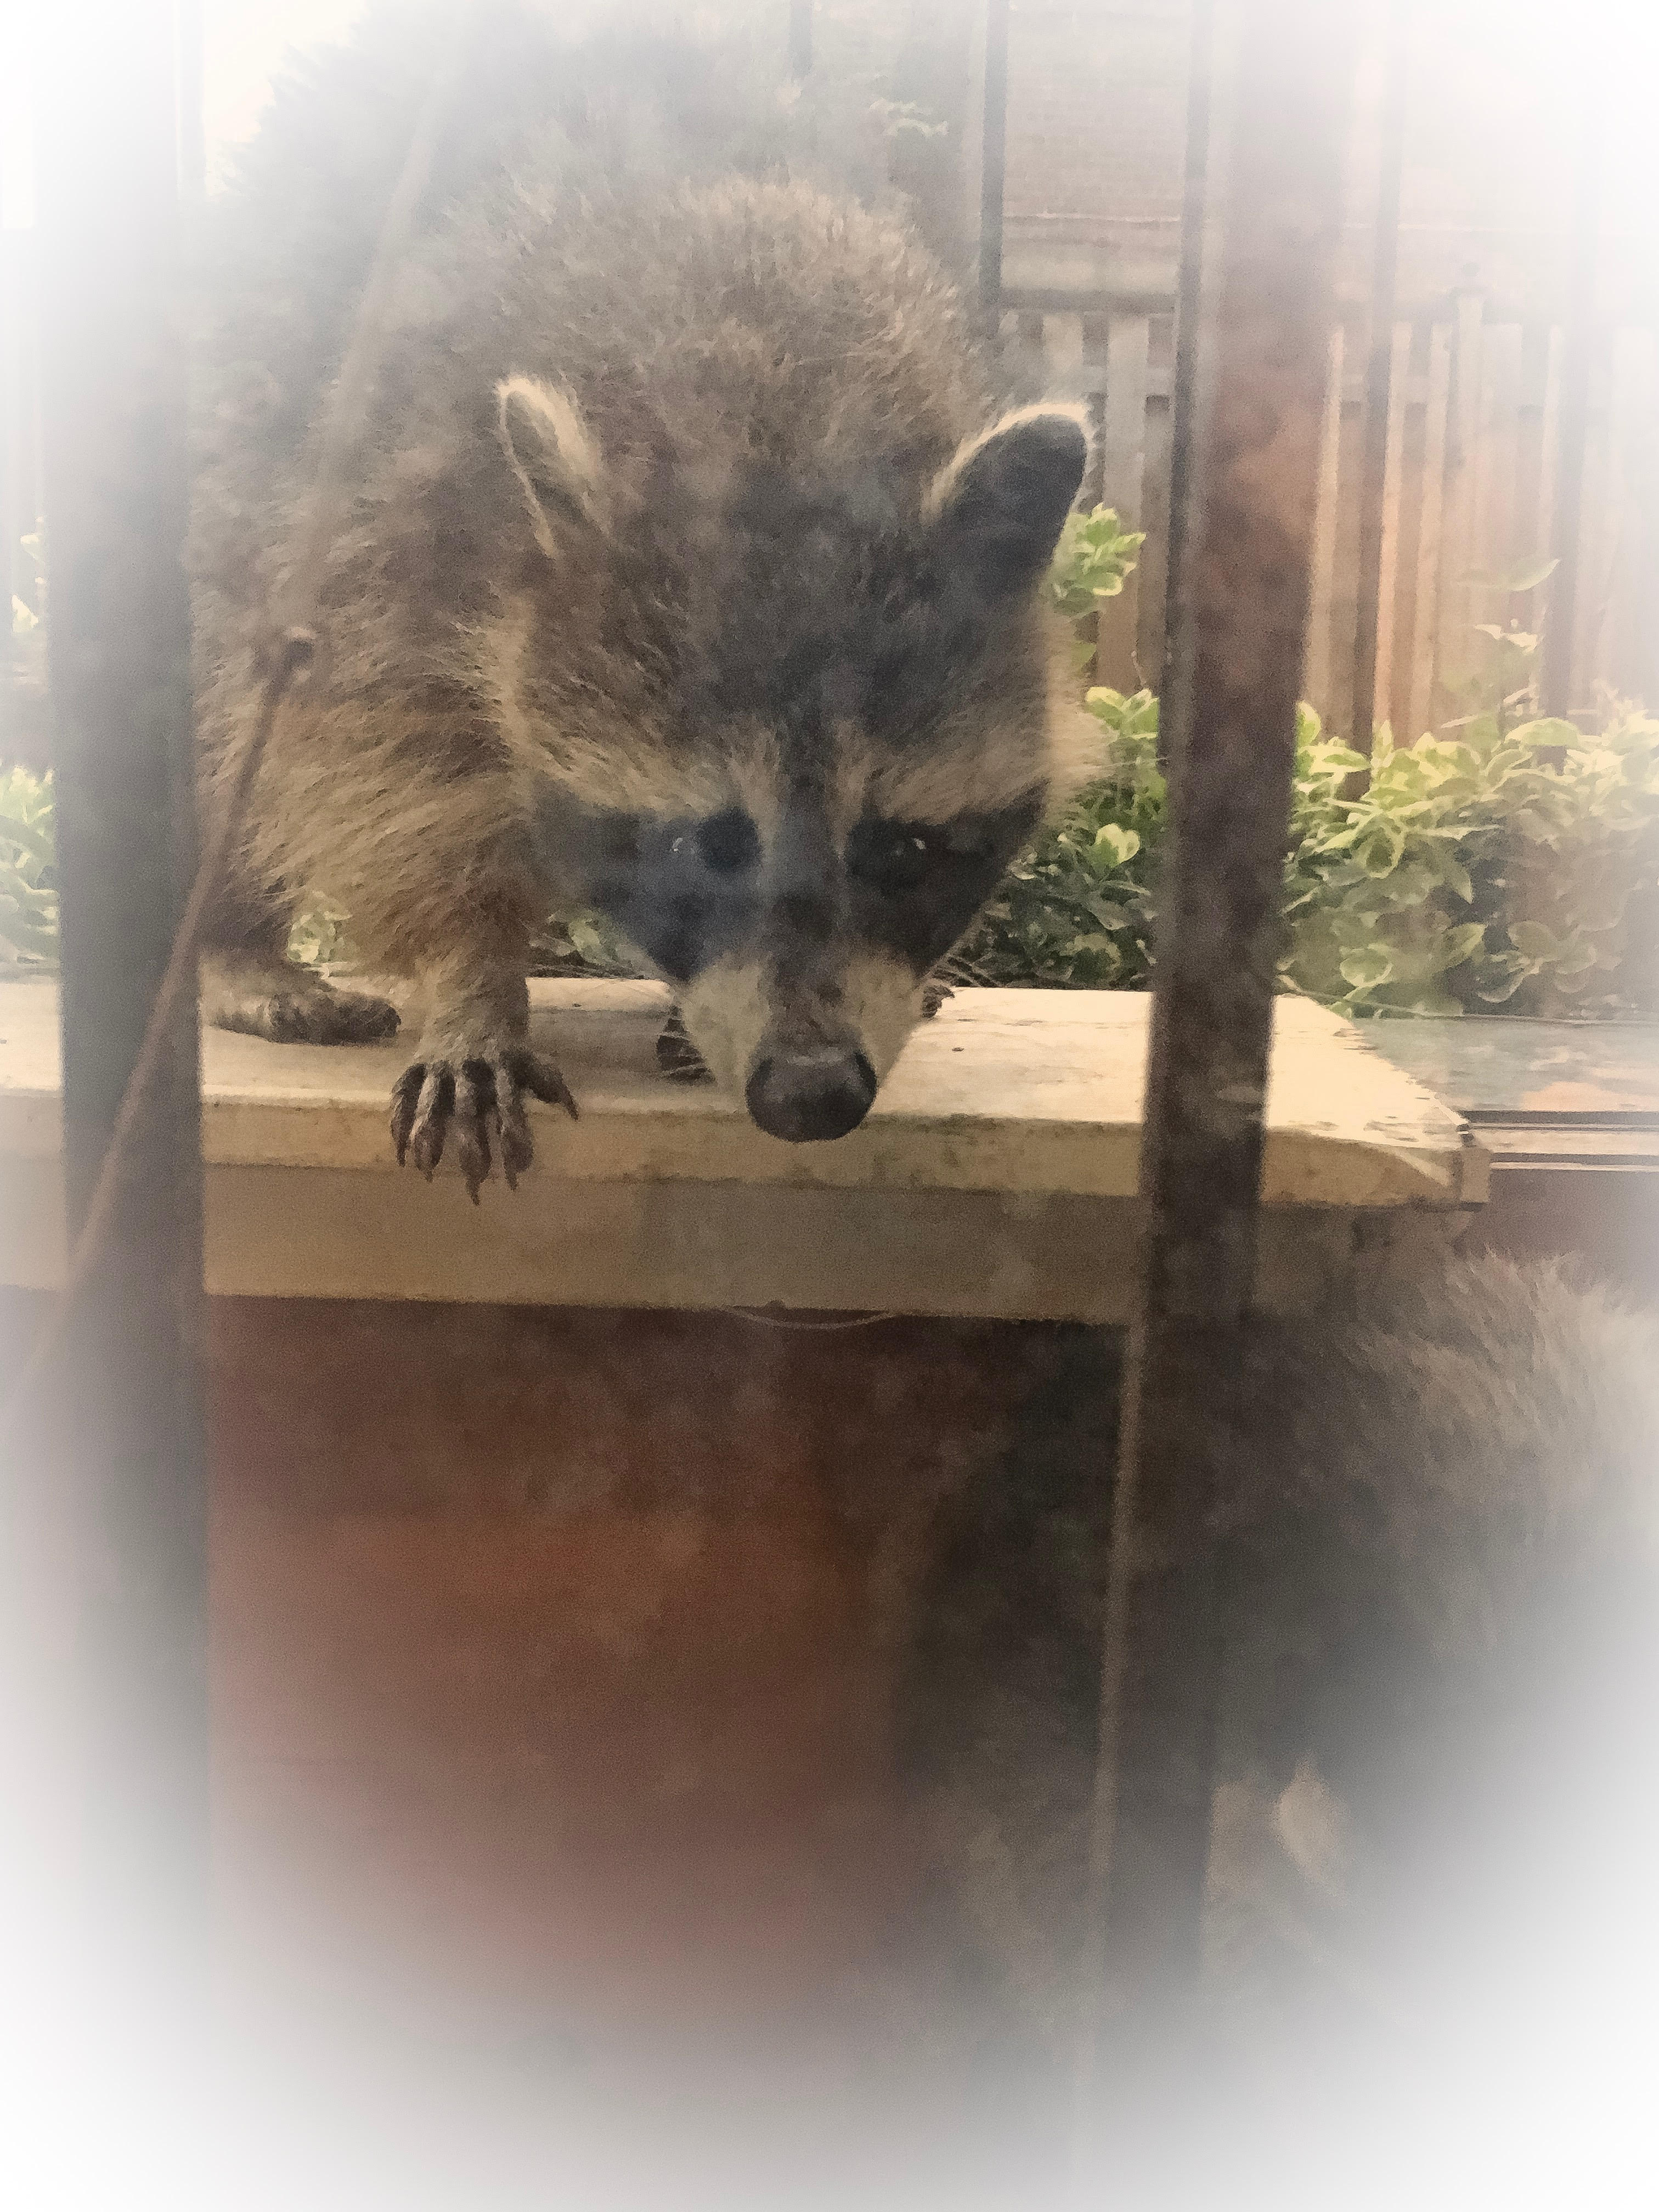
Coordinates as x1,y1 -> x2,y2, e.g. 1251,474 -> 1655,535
847,819 -> 940,895
599,813 -> 642,864
696,807 -> 760,874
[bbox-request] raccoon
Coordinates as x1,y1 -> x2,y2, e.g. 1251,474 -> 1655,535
902,1254 -> 1659,2190
191,3 -> 1091,1195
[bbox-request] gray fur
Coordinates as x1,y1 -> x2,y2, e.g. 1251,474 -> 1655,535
903,1253 -> 1659,2181
191,2 -> 1091,1192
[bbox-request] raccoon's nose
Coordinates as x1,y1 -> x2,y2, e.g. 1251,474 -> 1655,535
746,1047 -> 878,1142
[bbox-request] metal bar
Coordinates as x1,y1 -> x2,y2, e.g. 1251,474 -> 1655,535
1350,0 -> 1409,746
1541,81 -> 1600,719
787,0 -> 813,83
1157,0 -> 1216,743
33,0 -> 206,1979
1073,0 -> 1358,2168
978,0 -> 1009,323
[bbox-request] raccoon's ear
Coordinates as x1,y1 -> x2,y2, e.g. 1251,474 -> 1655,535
929,407 -> 1088,602
496,374 -> 610,555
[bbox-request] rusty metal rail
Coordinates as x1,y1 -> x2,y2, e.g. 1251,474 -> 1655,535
32,0 -> 206,1973
1073,0 -> 1359,2171
19,0 -> 472,1997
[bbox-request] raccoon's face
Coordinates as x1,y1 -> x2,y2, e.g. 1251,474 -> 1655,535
501,381 -> 1088,1140
554,782 -> 1045,1139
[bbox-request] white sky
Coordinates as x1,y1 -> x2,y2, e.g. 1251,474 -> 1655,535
201,0 -> 371,179
1,0 -> 375,225
2,1 -> 1655,230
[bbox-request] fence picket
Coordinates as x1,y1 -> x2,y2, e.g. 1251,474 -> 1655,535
1405,322 -> 1452,742
1101,312 -> 1152,523
1304,323 -> 1346,712
1041,309 -> 1086,393
1436,292 -> 1485,705
1096,312 -> 1152,691
1594,328 -> 1658,697
1373,319 -> 1412,732
1477,323 -> 1523,619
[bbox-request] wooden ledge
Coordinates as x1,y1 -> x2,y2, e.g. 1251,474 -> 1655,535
0,978 -> 1486,1320
1362,1014 -> 1659,1170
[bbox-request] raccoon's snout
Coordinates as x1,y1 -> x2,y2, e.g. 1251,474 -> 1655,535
746,1046 -> 878,1142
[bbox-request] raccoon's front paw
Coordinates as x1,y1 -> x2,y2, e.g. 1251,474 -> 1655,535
390,1046 -> 578,1200
204,959 -> 400,1046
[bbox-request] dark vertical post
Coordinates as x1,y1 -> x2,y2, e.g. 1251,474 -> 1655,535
787,0 -> 814,82
978,0 -> 1009,324
1074,0 -> 1357,2169
1541,80 -> 1601,721
1157,0 -> 1216,750
33,0 -> 206,1977
1350,0 -> 1408,747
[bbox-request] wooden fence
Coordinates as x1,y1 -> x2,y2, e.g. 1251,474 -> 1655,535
1001,298 -> 1658,736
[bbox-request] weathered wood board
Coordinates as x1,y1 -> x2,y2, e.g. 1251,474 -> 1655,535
0,980 -> 1485,1317
1361,1014 -> 1659,1166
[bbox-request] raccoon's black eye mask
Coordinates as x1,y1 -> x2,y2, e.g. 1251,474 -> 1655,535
570,805 -> 765,981
693,806 -> 759,874
847,804 -> 1040,973
543,793 -> 1037,985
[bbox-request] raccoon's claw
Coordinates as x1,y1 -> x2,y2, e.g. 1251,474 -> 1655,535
921,979 -> 954,1019
390,1047 -> 577,1199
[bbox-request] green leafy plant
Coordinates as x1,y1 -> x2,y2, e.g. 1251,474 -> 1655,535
867,98 -> 950,144
0,764 -> 58,966
965,522 -> 1659,1016
958,687 -> 1164,988
286,899 -> 354,969
526,908 -> 637,979
4,528 -> 51,769
1049,505 -> 1145,620
1440,551 -> 1556,737
964,692 -> 1659,1017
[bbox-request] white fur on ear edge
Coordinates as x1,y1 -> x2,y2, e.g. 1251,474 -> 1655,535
924,401 -> 1093,521
496,374 -> 610,555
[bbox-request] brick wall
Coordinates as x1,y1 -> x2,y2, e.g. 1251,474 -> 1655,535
815,0 -> 1658,325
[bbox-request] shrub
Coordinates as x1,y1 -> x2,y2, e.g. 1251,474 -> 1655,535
1283,701 -> 1659,1017
0,764 -> 57,967
3,529 -> 51,772
956,685 -> 1163,989
1048,505 -> 1146,625
957,688 -> 1659,1017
